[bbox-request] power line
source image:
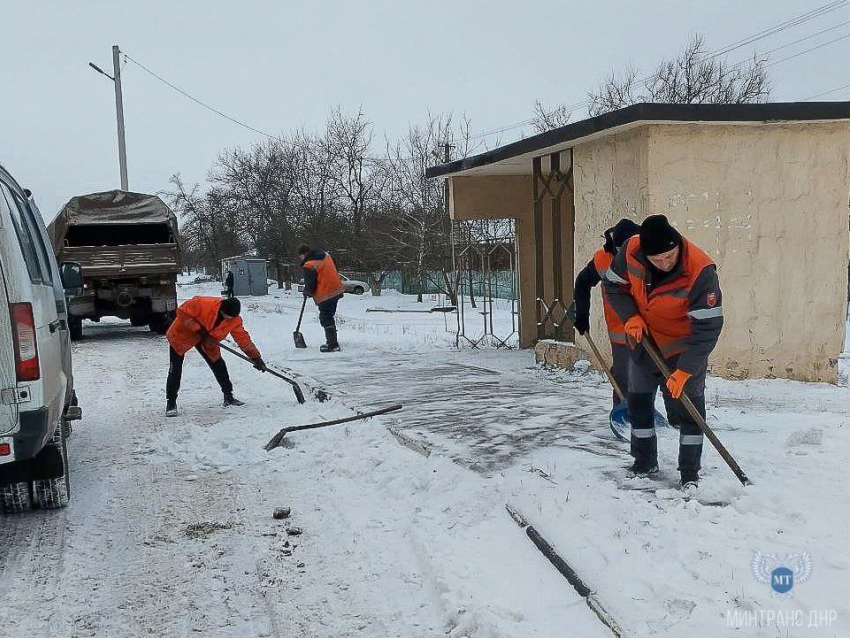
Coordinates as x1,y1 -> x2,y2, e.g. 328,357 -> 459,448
799,82 -> 850,100
757,19 -> 849,57
123,53 -> 285,143
765,32 -> 850,66
123,51 -> 436,163
707,0 -> 848,58
470,0 -> 850,142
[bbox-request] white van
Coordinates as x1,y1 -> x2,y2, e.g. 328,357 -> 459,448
0,163 -> 82,514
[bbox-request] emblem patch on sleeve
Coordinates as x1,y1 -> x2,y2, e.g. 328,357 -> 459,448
706,292 -> 717,308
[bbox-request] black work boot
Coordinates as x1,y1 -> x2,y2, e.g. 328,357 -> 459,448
680,469 -> 699,489
166,400 -> 178,417
223,392 -> 245,407
627,461 -> 660,478
320,326 -> 341,353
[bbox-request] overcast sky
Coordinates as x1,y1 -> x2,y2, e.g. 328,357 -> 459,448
1,0 -> 848,220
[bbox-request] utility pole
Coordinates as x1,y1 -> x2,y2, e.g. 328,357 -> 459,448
112,45 -> 129,190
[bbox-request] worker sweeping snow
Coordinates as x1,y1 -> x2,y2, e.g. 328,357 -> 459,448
603,214 -> 723,489
164,296 -> 266,416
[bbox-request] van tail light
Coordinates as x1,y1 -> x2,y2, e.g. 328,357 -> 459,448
10,303 -> 40,382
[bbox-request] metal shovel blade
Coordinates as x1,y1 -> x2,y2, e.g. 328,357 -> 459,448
609,401 -> 670,442
609,401 -> 631,441
293,331 -> 307,349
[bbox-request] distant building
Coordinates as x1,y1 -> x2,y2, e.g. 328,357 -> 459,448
220,256 -> 269,297
428,102 -> 850,382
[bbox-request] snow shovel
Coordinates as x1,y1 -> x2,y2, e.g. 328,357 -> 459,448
264,404 -> 403,451
216,340 -> 306,404
562,313 -> 666,441
293,296 -> 308,349
641,336 -> 751,486
581,332 -> 668,441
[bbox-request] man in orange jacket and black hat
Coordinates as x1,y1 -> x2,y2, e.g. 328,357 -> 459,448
298,244 -> 345,353
165,296 -> 266,416
603,214 -> 723,489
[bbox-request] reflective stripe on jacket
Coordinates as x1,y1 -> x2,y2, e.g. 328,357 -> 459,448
602,235 -> 723,373
303,252 -> 345,305
592,247 -> 627,345
166,296 -> 260,361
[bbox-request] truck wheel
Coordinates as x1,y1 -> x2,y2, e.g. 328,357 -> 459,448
32,427 -> 70,510
353,286 -> 365,295
69,316 -> 83,341
130,314 -> 149,327
0,481 -> 32,515
148,314 -> 167,335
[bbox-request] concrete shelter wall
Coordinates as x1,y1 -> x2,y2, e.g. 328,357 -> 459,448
646,122 -> 850,382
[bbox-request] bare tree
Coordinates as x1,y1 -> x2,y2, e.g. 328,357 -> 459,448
325,107 -> 377,239
531,100 -> 573,133
588,34 -> 770,116
164,174 -> 246,274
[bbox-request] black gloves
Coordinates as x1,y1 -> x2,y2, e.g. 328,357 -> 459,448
252,357 -> 267,371
567,301 -> 590,335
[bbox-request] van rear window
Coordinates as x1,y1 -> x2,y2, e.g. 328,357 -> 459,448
65,223 -> 173,247
0,183 -> 44,284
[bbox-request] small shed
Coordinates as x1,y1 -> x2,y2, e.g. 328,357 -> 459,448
221,257 -> 268,297
427,102 -> 850,383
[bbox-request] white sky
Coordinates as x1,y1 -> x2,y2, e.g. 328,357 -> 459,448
1,0 -> 848,220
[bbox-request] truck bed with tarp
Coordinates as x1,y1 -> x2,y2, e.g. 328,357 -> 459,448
49,190 -> 182,338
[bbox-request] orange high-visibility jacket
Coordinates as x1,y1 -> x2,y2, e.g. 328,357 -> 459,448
603,235 -> 723,373
592,247 -> 627,345
166,296 -> 260,361
302,252 -> 344,305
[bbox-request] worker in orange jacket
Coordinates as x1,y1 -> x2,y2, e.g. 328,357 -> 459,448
298,244 -> 345,352
603,215 -> 723,488
569,218 -> 640,408
165,296 -> 266,416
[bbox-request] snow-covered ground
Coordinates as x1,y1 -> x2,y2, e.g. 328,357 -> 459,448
0,282 -> 847,638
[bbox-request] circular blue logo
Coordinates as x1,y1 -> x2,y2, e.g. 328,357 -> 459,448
771,567 -> 794,594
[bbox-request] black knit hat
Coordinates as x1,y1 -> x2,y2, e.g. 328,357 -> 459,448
220,297 -> 241,317
640,215 -> 681,256
610,218 -> 640,249
296,244 -> 311,256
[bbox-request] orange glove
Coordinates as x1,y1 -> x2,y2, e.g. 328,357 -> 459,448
624,315 -> 647,343
666,369 -> 692,399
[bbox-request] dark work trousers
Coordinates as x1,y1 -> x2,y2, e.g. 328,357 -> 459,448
166,345 -> 233,402
318,296 -> 340,328
627,350 -> 706,474
610,342 -> 630,408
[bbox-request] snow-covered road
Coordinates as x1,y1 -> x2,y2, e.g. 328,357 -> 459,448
1,283 -> 847,638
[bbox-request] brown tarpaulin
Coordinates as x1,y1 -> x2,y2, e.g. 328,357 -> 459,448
48,190 -> 180,253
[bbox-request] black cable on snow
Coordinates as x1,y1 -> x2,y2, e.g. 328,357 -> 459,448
505,504 -> 625,638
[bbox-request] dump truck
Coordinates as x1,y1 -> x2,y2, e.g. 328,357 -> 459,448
49,190 -> 182,340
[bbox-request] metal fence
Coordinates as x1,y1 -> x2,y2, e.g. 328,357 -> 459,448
342,269 -> 516,299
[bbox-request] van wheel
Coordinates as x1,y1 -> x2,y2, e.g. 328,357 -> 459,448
32,427 -> 70,509
69,316 -> 83,341
0,482 -> 32,514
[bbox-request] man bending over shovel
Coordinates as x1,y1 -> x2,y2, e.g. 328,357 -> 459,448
165,296 -> 266,416
603,215 -> 723,489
